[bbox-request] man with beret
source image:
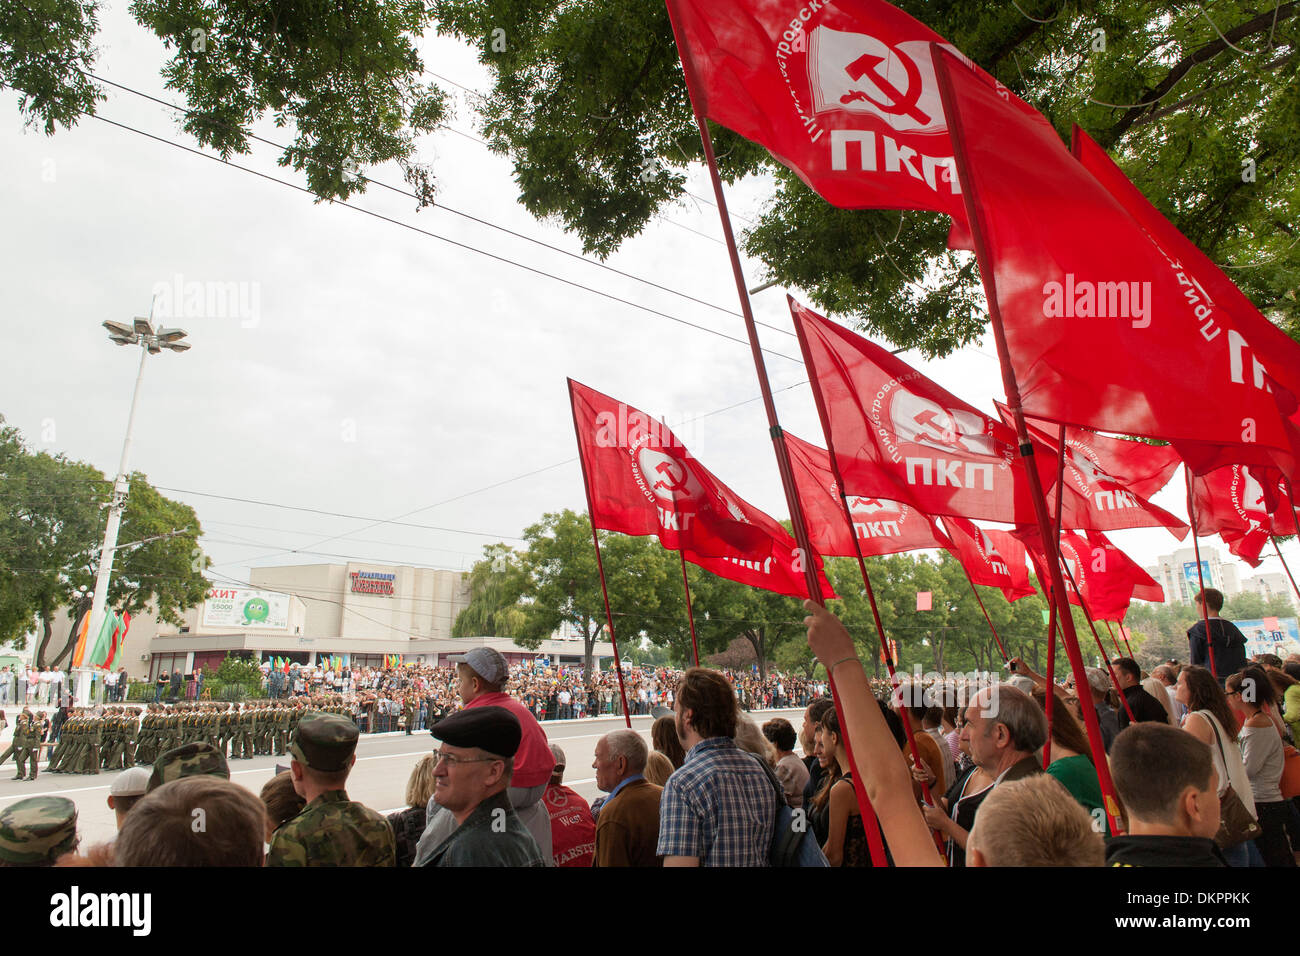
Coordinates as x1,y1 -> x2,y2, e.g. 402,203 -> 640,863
0,796 -> 78,866
419,706 -> 545,867
265,711 -> 395,867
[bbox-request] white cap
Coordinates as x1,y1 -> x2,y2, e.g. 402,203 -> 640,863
109,766 -> 151,797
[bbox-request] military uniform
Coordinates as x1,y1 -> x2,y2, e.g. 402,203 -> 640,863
0,796 -> 78,866
121,709 -> 139,768
265,712 -> 395,867
11,712 -> 38,780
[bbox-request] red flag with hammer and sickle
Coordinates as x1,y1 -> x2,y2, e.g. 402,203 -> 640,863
664,0 -> 1052,229
1189,464 -> 1296,568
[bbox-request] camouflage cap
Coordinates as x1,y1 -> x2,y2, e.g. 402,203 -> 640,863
148,742 -> 231,792
289,711 -> 358,772
0,797 -> 78,865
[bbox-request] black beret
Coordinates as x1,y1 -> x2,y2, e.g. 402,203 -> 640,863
430,706 -> 521,758
289,711 -> 359,772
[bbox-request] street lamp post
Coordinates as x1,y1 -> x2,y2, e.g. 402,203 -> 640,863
77,304 -> 189,707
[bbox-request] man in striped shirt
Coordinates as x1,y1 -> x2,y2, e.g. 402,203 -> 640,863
657,668 -> 775,867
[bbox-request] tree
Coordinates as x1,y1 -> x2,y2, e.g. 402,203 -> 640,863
0,417 -> 210,665
3,0 -> 447,206
452,543 -> 529,637
433,0 -> 1300,351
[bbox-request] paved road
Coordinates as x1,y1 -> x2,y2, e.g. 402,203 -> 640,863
0,708 -> 807,852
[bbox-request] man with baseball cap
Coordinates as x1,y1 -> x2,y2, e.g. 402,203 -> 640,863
107,766 -> 151,829
413,648 -> 555,865
419,705 -> 544,867
265,711 -> 395,866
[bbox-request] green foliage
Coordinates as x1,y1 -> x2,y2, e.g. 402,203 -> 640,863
0,416 -> 210,665
2,0 -> 446,206
434,0 -> 1300,352
213,652 -> 262,686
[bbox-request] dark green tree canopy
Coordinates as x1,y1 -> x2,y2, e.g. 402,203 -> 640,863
434,0 -> 1300,353
3,0 -> 448,205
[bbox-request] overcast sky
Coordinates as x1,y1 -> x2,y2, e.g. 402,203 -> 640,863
2,9 -> 1295,608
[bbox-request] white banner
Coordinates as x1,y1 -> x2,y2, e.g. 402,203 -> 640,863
202,588 -> 290,630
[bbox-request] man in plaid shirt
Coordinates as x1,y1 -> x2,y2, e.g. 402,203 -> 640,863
657,668 -> 775,866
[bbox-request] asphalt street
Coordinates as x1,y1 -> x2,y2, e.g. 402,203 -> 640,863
0,707 -> 807,853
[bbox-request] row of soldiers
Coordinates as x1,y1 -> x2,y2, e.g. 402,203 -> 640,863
41,697 -> 358,774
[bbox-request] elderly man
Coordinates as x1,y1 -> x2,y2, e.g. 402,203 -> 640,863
1151,664 -> 1187,723
922,683 -> 1046,867
419,706 -> 544,867
592,729 -> 662,867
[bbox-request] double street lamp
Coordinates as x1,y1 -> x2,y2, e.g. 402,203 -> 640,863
77,308 -> 190,706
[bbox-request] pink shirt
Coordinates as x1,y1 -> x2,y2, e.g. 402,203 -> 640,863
464,692 -> 553,789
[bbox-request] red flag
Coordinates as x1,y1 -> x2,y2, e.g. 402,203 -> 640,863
663,0 -> 1051,227
683,533 -> 837,601
790,295 -> 1056,524
568,379 -> 771,556
784,431 -> 951,557
1189,465 -> 1296,567
942,517 -> 1036,602
1018,528 -> 1162,621
1072,128 -> 1300,477
992,403 -> 1188,539
932,49 -> 1299,480
994,403 -> 1181,501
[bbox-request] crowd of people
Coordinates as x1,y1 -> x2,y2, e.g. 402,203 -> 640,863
2,587 -> 1298,868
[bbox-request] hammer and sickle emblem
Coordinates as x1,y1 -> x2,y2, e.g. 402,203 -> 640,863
840,47 -> 931,125
652,459 -> 689,495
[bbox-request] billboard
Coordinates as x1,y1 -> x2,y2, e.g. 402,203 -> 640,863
1181,561 -> 1212,598
202,588 -> 290,630
1238,617 -> 1300,659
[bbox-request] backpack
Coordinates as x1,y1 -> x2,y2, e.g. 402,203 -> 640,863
748,754 -> 829,867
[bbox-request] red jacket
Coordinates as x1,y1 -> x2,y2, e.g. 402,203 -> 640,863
464,692 -> 553,789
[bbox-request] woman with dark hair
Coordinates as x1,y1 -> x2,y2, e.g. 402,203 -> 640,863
1032,688 -> 1108,835
817,706 -> 873,866
1177,665 -> 1257,867
651,715 -> 685,770
806,719 -> 841,847
1226,667 -> 1297,867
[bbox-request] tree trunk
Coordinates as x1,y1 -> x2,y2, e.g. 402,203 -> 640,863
742,629 -> 767,680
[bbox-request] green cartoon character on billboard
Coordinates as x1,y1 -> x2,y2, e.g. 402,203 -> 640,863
241,597 -> 271,626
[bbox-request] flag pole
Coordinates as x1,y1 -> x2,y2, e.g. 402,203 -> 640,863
1058,561 -> 1138,724
959,567 -> 1008,663
935,47 -> 1123,834
665,12 -> 886,851
1278,477 -> 1300,602
1042,422 -> 1068,768
1184,469 -> 1218,680
567,380 -> 633,727
1104,619 -> 1133,658
679,552 -> 701,667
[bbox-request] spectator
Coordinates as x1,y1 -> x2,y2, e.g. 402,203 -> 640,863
642,751 -> 674,788
387,754 -> 437,867
1265,667 -> 1300,743
1187,588 -> 1248,682
418,648 -> 553,864
1151,664 -> 1187,724
1177,665 -> 1257,867
1031,688 -> 1108,834
800,697 -> 836,808
1112,658 -> 1170,730
651,715 -> 685,769
818,706 -> 875,866
0,796 -> 78,867
169,668 -> 182,702
1225,667 -> 1296,867
544,744 -> 595,867
967,775 -> 1104,867
656,667 -> 775,867
1083,667 -> 1120,752
266,713 -> 395,867
734,713 -> 774,765
117,777 -> 265,866
1140,675 -> 1177,725
155,672 -> 168,703
107,767 -> 151,830
260,769 -> 307,843
147,742 -> 230,793
762,717 -> 809,808
420,707 -> 544,867
592,730 -> 662,867
1107,723 -> 1225,866
893,683 -> 949,798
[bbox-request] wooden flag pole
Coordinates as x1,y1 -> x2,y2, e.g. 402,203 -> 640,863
1184,469 -> 1218,680
665,10 -> 886,854
1059,560 -> 1138,724
936,47 -> 1123,834
679,552 -> 701,667
567,380 -> 633,727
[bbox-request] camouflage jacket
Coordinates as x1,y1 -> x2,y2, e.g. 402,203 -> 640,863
265,790 -> 396,867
